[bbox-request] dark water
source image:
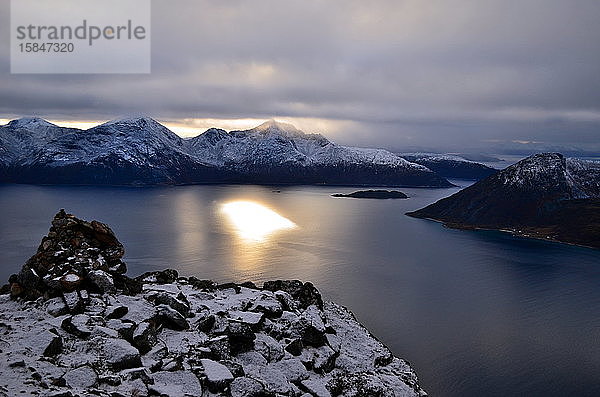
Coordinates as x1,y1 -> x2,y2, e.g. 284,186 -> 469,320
1,183 -> 599,397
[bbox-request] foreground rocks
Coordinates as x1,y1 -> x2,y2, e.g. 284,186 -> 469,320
0,210 -> 426,396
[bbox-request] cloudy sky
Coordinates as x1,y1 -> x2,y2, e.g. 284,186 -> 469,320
1,0 -> 599,152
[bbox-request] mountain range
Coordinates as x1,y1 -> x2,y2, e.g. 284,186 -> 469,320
398,153 -> 497,180
0,117 -> 456,187
407,153 -> 600,248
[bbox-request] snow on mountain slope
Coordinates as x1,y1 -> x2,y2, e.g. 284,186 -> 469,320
188,120 -> 431,171
0,117 -> 452,186
399,152 -> 497,180
497,153 -> 600,199
407,153 -> 600,248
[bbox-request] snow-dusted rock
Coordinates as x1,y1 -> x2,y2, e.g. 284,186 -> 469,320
0,211 -> 426,396
200,358 -> 234,391
103,338 -> 141,370
64,365 -> 97,389
229,376 -> 265,397
149,370 -> 202,397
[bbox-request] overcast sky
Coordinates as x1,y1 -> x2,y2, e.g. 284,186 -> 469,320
1,0 -> 599,152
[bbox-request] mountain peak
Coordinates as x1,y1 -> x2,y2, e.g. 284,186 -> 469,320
7,117 -> 57,129
102,116 -> 160,127
252,119 -> 301,134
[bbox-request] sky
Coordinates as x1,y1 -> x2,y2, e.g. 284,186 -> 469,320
1,0 -> 599,153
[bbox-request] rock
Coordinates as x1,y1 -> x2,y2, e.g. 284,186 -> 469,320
228,310 -> 264,329
206,335 -> 230,360
226,321 -> 255,354
132,321 -> 158,353
248,365 -> 294,395
254,333 -> 285,362
46,297 -> 68,317
60,273 -> 82,291
64,365 -> 97,389
270,358 -> 309,382
285,338 -> 304,356
275,290 -> 299,312
195,312 -> 216,332
229,376 -> 265,397
61,314 -> 93,338
187,277 -> 216,291
47,391 -> 74,397
106,319 -> 135,339
87,269 -> 115,293
40,330 -> 63,357
200,359 -> 234,392
302,378 -> 332,397
141,344 -> 168,371
156,304 -> 189,330
105,305 -> 128,319
263,280 -> 323,309
249,294 -> 283,317
146,291 -> 191,317
149,370 -> 202,397
120,367 -> 152,384
297,305 -> 328,347
110,378 -> 148,397
302,345 -> 337,373
62,291 -> 83,313
136,269 -> 179,284
103,338 -> 142,370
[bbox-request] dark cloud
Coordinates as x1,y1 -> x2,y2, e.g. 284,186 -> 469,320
1,0 -> 599,151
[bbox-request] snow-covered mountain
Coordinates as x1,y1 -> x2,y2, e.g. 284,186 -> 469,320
407,153 -> 600,248
398,152 -> 497,180
0,117 -> 227,184
187,120 -> 452,186
0,117 -> 452,187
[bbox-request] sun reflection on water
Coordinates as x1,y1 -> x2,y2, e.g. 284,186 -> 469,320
221,201 -> 296,242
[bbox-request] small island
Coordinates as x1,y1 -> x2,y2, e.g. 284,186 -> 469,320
332,190 -> 409,199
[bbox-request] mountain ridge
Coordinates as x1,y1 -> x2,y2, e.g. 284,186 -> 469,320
0,117 -> 453,187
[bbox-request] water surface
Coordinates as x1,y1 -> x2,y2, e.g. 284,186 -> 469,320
1,183 -> 599,396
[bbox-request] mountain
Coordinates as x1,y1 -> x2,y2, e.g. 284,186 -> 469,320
407,153 -> 600,248
0,117 -> 229,184
0,117 -> 453,187
187,120 -> 453,186
399,153 -> 498,180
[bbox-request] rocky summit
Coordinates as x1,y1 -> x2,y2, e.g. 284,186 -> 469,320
0,211 -> 426,396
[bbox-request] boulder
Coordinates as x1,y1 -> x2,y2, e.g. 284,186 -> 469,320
156,304 -> 189,330
200,359 -> 234,392
103,338 -> 142,370
254,333 -> 285,362
226,321 -> 255,354
229,376 -> 265,397
249,294 -> 283,318
87,270 -> 115,293
150,370 -> 202,397
263,280 -> 323,310
132,321 -> 158,353
61,314 -> 93,338
46,297 -> 68,317
64,365 -> 97,389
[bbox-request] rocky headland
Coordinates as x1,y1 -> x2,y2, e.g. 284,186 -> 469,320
0,210 -> 426,396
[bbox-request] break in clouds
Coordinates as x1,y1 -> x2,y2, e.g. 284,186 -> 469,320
0,0 -> 599,152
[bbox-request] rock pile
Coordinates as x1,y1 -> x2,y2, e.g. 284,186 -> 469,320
0,210 -> 426,396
